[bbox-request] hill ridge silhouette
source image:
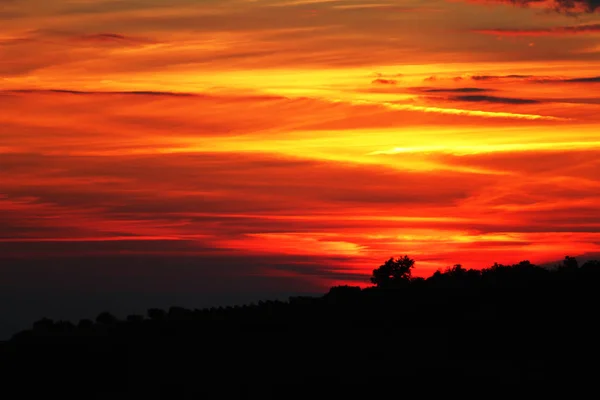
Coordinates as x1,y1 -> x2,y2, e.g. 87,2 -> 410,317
1,255 -> 599,397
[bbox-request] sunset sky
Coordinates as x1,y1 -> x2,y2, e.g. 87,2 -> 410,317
1,0 -> 600,331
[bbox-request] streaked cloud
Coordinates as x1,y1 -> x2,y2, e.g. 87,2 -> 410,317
471,0 -> 600,14
447,94 -> 541,104
474,23 -> 600,36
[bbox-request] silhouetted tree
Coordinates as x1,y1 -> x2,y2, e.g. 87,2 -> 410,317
96,312 -> 117,325
147,308 -> 166,321
428,264 -> 482,288
582,260 -> 600,269
325,286 -> 362,304
370,256 -> 415,288
77,319 -> 94,329
126,315 -> 145,323
446,264 -> 467,277
411,277 -> 426,286
168,306 -> 189,320
54,320 -> 75,333
32,318 -> 54,332
581,260 -> 600,281
561,256 -> 579,270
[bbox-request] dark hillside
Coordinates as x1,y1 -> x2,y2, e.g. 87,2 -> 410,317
1,256 -> 599,397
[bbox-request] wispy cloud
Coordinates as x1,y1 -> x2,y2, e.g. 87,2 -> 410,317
449,94 -> 541,104
419,87 -> 493,93
344,98 -> 565,120
474,23 -> 600,36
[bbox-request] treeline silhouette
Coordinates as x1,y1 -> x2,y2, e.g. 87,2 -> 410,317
1,255 -> 600,397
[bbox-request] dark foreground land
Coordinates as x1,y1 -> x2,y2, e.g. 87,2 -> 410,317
1,257 -> 600,398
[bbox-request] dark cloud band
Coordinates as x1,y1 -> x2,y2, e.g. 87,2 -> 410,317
485,0 -> 600,13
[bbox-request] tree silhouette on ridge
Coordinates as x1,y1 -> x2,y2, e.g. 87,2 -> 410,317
370,255 -> 415,288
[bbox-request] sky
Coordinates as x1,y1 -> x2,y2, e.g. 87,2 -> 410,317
1,0 -> 600,334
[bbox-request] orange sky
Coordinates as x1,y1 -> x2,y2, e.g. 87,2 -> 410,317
1,0 -> 600,291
